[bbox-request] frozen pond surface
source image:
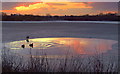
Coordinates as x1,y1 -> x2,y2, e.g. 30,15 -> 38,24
4,37 -> 118,58
2,22 -> 118,43
2,21 -> 118,58
1,21 -> 118,24
2,22 -> 118,72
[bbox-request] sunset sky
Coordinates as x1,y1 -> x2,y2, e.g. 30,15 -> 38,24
1,2 -> 118,16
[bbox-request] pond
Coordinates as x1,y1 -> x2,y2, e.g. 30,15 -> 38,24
4,37 -> 118,58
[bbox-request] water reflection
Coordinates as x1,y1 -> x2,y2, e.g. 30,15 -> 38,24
5,38 -> 118,56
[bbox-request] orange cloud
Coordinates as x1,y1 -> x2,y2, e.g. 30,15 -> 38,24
97,10 -> 117,14
103,11 -> 117,14
51,2 -> 93,9
0,10 -> 16,13
15,2 -> 49,11
15,2 -> 93,11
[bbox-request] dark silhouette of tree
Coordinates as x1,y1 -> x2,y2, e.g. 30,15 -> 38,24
2,13 -> 119,21
46,13 -> 52,17
2,12 -> 7,16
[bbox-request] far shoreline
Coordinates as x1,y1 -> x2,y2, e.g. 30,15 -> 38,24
1,21 -> 119,24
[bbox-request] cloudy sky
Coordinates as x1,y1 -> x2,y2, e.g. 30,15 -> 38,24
1,2 -> 118,15
1,0 -> 119,2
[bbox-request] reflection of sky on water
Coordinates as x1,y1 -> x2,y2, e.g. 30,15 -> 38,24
5,38 -> 118,56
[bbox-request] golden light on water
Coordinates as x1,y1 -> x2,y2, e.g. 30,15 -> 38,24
5,38 -> 118,55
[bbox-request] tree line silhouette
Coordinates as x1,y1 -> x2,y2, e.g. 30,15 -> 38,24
1,12 -> 120,21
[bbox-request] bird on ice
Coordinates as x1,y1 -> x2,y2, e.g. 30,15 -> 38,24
26,39 -> 29,42
26,36 -> 29,39
26,36 -> 29,42
21,44 -> 25,48
29,43 -> 33,48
